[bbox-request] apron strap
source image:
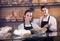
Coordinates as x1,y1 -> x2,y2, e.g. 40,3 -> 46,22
41,16 -> 50,24
48,16 -> 50,23
41,17 -> 44,26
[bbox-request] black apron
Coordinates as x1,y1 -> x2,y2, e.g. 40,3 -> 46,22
41,16 -> 54,41
24,23 -> 33,30
41,16 -> 52,33
23,23 -> 38,41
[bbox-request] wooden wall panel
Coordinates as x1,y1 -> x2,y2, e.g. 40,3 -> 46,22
55,0 -> 60,2
33,9 -> 43,18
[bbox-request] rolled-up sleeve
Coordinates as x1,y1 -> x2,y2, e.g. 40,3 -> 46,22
49,16 -> 57,31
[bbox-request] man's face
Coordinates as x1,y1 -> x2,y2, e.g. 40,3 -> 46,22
41,8 -> 49,16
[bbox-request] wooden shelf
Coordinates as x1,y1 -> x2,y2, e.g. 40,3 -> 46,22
0,19 -> 23,23
0,2 -> 60,8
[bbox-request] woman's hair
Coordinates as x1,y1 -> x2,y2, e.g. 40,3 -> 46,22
23,10 -> 33,23
24,10 -> 33,15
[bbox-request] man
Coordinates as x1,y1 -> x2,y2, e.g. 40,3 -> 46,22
36,6 -> 57,41
37,6 -> 57,32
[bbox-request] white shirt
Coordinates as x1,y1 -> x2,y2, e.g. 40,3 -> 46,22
14,23 -> 39,36
36,15 -> 57,32
14,23 -> 47,36
18,22 -> 47,33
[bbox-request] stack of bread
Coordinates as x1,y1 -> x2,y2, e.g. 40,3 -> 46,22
14,29 -> 31,37
0,26 -> 12,39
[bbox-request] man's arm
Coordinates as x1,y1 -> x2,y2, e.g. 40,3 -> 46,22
49,16 -> 57,31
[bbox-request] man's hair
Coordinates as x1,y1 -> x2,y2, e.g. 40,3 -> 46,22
41,6 -> 48,10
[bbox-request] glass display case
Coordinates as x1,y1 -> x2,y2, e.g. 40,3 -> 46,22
0,32 -> 60,41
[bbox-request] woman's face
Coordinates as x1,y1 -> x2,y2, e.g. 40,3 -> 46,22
24,12 -> 32,22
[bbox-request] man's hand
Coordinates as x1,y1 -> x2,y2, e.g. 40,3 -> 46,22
44,24 -> 49,28
44,23 -> 51,28
23,33 -> 31,37
32,28 -> 43,31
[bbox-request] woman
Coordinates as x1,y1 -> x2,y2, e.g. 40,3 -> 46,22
14,10 -> 48,41
18,10 -> 39,34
